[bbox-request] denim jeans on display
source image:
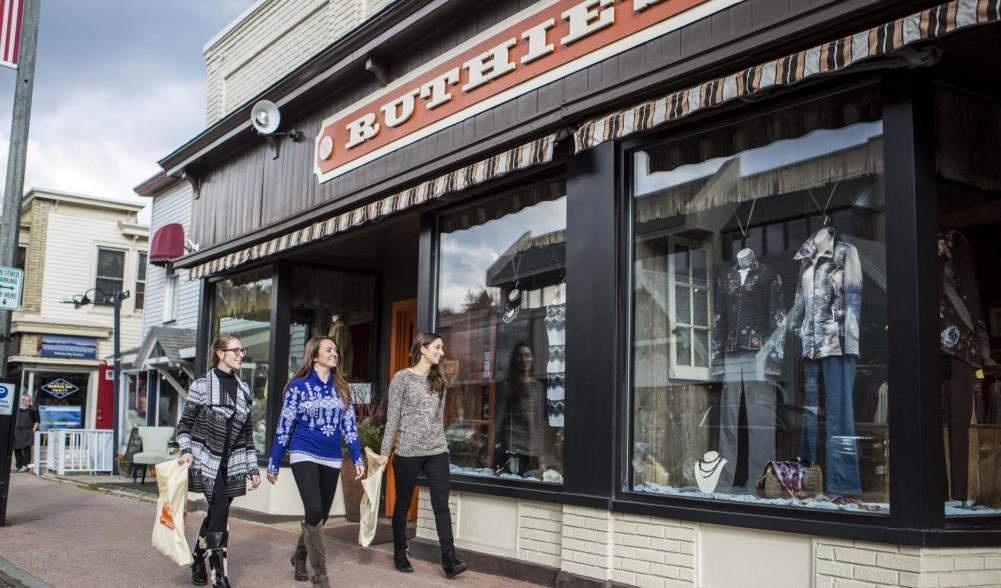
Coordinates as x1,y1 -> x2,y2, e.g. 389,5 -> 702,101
799,355 -> 861,494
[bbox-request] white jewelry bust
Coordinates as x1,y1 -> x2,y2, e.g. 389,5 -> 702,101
694,451 -> 727,494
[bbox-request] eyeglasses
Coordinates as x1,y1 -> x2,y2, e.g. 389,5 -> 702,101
223,347 -> 248,356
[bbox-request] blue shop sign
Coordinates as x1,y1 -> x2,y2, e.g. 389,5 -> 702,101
40,335 -> 98,359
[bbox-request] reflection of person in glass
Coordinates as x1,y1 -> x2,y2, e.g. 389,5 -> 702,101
267,336 -> 364,587
376,332 -> 467,579
495,342 -> 548,477
176,334 -> 262,588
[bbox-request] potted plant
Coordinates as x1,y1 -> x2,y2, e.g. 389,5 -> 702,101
341,416 -> 385,522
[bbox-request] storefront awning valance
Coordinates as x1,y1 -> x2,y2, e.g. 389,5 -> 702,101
574,0 -> 1001,153
150,223 -> 185,266
188,133 -> 556,280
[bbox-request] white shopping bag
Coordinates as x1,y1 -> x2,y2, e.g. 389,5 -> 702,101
152,459 -> 194,566
358,447 -> 386,547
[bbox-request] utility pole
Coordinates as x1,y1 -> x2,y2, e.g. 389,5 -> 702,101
0,0 -> 41,378
111,289 -> 128,475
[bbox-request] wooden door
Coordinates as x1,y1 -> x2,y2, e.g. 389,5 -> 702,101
385,299 -> 419,520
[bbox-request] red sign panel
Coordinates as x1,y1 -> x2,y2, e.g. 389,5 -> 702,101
314,0 -> 738,183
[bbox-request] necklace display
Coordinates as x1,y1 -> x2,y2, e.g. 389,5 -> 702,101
697,453 -> 724,478
693,451 -> 727,494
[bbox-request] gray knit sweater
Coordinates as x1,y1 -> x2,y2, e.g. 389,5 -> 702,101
380,369 -> 448,457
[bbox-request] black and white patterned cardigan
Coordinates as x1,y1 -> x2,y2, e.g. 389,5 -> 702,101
176,370 -> 260,500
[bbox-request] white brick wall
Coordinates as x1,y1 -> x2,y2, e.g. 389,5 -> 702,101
816,540 -> 1001,588
203,0 -> 398,124
518,501 -> 563,568
414,491 -> 1001,588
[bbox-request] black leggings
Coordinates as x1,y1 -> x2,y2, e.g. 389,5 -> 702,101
392,452 -> 453,550
292,461 -> 341,526
14,447 -> 30,469
205,468 -> 234,533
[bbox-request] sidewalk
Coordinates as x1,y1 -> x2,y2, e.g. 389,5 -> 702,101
0,474 -> 536,588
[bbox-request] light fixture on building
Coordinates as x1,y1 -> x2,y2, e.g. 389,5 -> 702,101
251,100 -> 302,159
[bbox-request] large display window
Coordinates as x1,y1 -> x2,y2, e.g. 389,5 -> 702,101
935,86 -> 1001,517
629,90 -> 890,513
435,180 -> 566,484
211,267 -> 273,453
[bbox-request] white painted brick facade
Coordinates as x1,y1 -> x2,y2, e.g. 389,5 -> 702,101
204,0 -> 398,124
414,491 -> 1001,588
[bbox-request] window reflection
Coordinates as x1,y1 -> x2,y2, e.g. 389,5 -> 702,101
437,180 -> 566,484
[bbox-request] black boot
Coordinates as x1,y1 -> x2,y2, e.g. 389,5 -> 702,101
191,519 -> 210,586
291,523 -> 308,581
393,544 -> 414,573
206,532 -> 231,588
441,546 -> 467,578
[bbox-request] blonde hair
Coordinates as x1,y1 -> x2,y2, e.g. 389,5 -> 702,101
209,333 -> 240,368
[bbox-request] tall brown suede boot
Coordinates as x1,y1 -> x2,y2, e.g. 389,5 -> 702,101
302,522 -> 330,588
291,523 -> 308,581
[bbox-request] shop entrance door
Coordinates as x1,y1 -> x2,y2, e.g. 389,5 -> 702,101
386,298 -> 419,520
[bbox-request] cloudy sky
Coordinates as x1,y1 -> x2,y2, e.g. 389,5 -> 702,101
0,0 -> 254,221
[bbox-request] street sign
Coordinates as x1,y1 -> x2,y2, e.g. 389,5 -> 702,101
0,382 -> 13,415
0,378 -> 18,525
0,266 -> 22,310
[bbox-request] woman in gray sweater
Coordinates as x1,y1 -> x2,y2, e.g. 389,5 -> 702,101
377,332 -> 466,578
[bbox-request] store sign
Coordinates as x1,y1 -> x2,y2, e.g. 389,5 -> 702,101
41,378 -> 80,400
0,266 -> 23,310
39,335 -> 98,360
0,383 -> 14,416
314,0 -> 738,183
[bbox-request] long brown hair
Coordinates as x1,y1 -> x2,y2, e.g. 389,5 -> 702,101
209,333 -> 239,368
409,332 -> 446,397
286,336 -> 351,406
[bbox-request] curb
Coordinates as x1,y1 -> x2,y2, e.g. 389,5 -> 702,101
0,556 -> 53,588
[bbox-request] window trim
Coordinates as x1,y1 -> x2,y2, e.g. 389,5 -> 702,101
163,269 -> 179,323
135,250 -> 147,311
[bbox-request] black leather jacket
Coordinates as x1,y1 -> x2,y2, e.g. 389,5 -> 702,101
711,260 -> 785,374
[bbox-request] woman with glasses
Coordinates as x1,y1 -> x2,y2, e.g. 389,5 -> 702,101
177,334 -> 261,588
267,336 -> 365,587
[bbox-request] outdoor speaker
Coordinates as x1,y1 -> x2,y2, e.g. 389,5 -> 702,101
251,100 -> 281,135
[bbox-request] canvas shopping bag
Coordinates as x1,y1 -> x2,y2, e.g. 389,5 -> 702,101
358,447 -> 387,547
152,459 -> 194,566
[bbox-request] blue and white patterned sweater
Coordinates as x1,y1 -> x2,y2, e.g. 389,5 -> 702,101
267,370 -> 363,476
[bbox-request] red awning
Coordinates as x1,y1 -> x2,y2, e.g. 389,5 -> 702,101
150,223 -> 184,266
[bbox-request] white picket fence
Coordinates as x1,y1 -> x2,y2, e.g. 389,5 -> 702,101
32,429 -> 114,476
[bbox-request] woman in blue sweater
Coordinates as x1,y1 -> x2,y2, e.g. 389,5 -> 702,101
267,336 -> 365,587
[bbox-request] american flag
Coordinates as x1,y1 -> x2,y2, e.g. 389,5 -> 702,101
0,0 -> 22,70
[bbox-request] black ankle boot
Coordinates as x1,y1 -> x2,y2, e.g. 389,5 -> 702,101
441,547 -> 467,578
191,520 -> 209,585
393,545 -> 414,573
206,532 -> 231,588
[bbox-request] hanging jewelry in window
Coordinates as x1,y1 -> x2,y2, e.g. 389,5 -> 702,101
502,250 -> 524,324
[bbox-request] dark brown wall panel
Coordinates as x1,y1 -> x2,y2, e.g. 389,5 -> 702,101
190,0 -> 892,252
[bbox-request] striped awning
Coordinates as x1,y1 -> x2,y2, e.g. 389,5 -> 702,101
574,0 -> 1001,152
188,133 -> 556,280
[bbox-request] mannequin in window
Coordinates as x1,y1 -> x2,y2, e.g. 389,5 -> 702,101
787,225 -> 863,495
712,245 -> 784,491
328,314 -> 354,379
939,229 -> 990,504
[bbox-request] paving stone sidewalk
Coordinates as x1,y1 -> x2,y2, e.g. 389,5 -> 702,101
0,473 -> 534,588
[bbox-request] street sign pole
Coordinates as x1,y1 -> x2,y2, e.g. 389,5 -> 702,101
0,380 -> 19,526
0,0 -> 40,378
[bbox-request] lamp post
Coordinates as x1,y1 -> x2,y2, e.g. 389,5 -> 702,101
63,288 -> 130,475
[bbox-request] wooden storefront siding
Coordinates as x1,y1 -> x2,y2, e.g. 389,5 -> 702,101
185,0 -> 914,263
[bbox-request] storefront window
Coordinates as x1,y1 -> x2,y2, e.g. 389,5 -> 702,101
212,267 -> 272,453
288,267 -> 377,416
156,370 -> 183,427
34,371 -> 89,431
936,86 -> 1001,517
124,371 -> 149,431
436,180 -> 566,484
630,91 -> 889,513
